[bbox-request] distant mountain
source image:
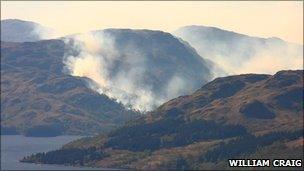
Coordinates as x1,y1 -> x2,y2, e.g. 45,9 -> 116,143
1,40 -> 138,136
22,70 -> 303,169
1,19 -> 55,42
174,25 -> 303,76
1,28 -> 213,136
64,29 -> 213,111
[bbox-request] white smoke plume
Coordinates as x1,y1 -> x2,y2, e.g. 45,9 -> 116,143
63,27 -> 302,113
63,32 -> 185,112
174,27 -> 303,77
33,24 -> 63,40
208,40 -> 304,76
233,43 -> 303,74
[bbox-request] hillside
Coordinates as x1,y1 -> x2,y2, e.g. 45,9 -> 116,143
21,70 -> 303,169
1,28 -> 213,136
64,29 -> 213,111
1,19 -> 55,42
1,40 -> 138,136
174,25 -> 303,76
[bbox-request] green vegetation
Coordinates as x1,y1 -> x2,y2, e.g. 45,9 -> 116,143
105,118 -> 247,151
200,129 -> 303,162
21,147 -> 108,166
23,124 -> 64,137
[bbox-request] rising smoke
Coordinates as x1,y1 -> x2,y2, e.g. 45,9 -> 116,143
62,31 -> 203,112
33,25 -> 63,40
174,26 -> 303,77
62,27 -> 302,113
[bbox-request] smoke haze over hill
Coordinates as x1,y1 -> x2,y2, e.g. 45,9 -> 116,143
174,26 -> 303,77
1,19 -> 59,42
63,30 -> 211,112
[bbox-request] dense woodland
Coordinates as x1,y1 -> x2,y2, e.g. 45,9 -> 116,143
21,147 -> 108,166
105,118 -> 247,151
21,129 -> 303,168
200,129 -> 303,162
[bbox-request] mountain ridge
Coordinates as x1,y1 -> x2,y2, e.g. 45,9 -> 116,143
175,25 -> 293,44
1,19 -> 56,42
173,25 -> 303,76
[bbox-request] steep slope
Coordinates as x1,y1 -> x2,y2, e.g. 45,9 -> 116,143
1,40 -> 138,136
1,19 -> 55,42
153,70 -> 303,135
174,25 -> 303,76
21,70 -> 303,169
64,29 -> 213,111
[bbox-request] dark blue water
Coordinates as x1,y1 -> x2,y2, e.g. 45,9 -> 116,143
1,135 -> 102,170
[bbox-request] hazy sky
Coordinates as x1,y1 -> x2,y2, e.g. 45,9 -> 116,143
1,1 -> 303,44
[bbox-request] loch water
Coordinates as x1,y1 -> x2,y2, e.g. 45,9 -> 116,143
1,135 -> 101,170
